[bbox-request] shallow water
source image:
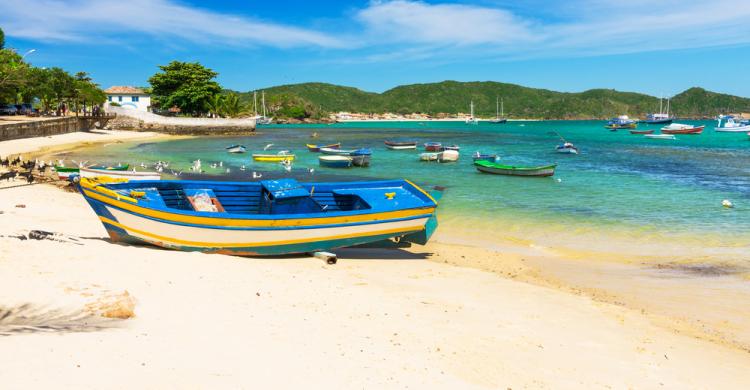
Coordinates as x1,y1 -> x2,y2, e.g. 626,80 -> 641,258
60,120 -> 750,263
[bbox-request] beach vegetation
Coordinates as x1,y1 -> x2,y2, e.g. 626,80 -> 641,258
148,61 -> 222,116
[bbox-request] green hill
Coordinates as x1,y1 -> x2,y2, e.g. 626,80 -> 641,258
231,81 -> 750,120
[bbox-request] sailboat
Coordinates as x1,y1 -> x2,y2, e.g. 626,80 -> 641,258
255,91 -> 272,125
465,101 -> 478,125
644,96 -> 674,124
488,97 -> 507,124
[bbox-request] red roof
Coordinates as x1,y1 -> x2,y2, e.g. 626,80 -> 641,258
104,86 -> 148,95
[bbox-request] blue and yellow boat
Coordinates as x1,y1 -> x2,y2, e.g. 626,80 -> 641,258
76,177 -> 440,256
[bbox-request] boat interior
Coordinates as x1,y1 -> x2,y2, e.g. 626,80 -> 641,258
98,178 -> 432,216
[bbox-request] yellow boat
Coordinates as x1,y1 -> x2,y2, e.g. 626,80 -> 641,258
252,152 -> 296,162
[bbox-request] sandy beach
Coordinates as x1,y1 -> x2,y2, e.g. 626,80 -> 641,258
1,131 -> 750,388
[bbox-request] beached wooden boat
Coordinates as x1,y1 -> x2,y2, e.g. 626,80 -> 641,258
306,143 -> 341,152
475,160 -> 556,177
319,155 -> 352,168
471,152 -> 497,163
226,145 -> 247,153
80,167 -> 161,181
437,150 -> 459,163
424,142 -> 442,152
252,152 -> 295,162
661,124 -> 704,134
629,129 -> 654,134
385,140 -> 417,150
644,134 -> 676,140
75,177 -> 441,256
55,164 -> 129,180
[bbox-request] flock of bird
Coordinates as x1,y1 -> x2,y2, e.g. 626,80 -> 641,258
0,155 -> 53,184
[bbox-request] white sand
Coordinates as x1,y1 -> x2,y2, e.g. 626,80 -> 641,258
1,183 -> 749,389
0,129 -> 163,157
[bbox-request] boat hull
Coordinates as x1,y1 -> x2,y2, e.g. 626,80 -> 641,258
226,146 -> 247,153
437,150 -> 459,163
80,167 -> 161,181
629,130 -> 654,134
76,179 -> 439,256
644,134 -> 676,140
475,161 -> 556,177
424,143 -> 442,152
350,154 -> 371,167
252,154 -> 296,162
306,143 -> 340,152
319,156 -> 352,168
715,126 -> 750,132
419,152 -> 439,161
661,126 -> 704,134
385,141 -> 417,150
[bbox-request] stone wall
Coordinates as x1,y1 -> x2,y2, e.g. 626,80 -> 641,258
105,107 -> 256,135
0,117 -> 110,141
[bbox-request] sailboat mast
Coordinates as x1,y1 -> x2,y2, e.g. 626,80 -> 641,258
262,91 -> 267,117
659,96 -> 663,115
666,98 -> 670,117
253,91 -> 258,116
496,97 -> 499,119
501,98 -> 504,117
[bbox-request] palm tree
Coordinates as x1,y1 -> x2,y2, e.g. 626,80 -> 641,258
206,94 -> 224,118
222,93 -> 242,117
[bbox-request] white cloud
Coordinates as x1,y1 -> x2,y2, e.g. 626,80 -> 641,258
356,0 -> 535,46
0,0 -> 344,48
353,0 -> 750,61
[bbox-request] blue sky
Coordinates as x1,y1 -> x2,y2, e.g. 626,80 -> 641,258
3,0 -> 750,97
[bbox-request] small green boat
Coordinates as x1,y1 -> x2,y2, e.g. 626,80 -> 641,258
474,160 -> 556,177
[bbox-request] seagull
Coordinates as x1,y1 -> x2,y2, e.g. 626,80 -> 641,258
240,165 -> 246,171
722,199 -> 734,208
140,162 -> 147,168
308,168 -> 315,174
252,171 -> 262,179
210,163 -> 217,169
226,168 -> 231,173
57,159 -> 64,167
263,143 -> 274,151
219,161 -> 223,167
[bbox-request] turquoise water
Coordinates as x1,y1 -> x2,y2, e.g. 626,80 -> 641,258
62,120 -> 750,253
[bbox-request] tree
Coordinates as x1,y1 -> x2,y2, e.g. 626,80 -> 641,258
148,61 -> 221,115
221,93 -> 243,117
0,49 -> 28,99
0,27 -> 5,50
206,94 -> 224,117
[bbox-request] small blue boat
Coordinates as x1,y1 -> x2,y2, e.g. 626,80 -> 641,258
349,148 -> 372,167
319,155 -> 353,168
75,177 -> 441,256
472,152 -> 498,163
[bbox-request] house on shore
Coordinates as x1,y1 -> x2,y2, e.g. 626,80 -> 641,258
104,86 -> 151,112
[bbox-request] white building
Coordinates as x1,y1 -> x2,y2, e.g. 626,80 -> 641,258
104,86 -> 151,112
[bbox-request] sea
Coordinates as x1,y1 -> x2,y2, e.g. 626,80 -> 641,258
61,119 -> 750,263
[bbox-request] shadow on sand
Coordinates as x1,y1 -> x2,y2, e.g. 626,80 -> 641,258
0,303 -> 122,336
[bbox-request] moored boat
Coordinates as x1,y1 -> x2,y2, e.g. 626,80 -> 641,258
385,140 -> 417,150
419,152 -> 439,162
252,152 -> 295,162
555,142 -> 579,154
424,142 -> 442,152
642,97 -> 674,124
487,96 -> 507,124
441,145 -> 460,151
80,167 -> 161,181
75,177 -> 441,256
475,160 -> 556,177
306,143 -> 341,152
320,147 -> 356,155
471,152 -> 498,163
644,134 -> 676,140
349,148 -> 372,167
661,123 -> 704,134
629,129 -> 654,135
715,115 -> 750,132
319,155 -> 353,168
437,149 -> 459,163
605,115 -> 637,130
226,145 -> 247,154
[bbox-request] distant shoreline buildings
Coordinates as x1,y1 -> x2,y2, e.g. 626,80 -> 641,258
104,86 -> 151,112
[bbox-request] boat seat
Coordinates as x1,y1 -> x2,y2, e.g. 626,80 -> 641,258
184,188 -> 225,213
134,187 -> 167,208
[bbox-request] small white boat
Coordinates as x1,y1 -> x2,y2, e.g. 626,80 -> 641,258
225,145 -> 247,153
437,149 -> 459,162
419,152 -> 439,161
715,115 -> 750,132
644,134 -> 676,140
80,167 -> 161,180
556,142 -> 578,154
